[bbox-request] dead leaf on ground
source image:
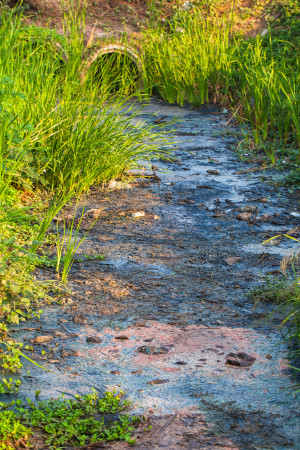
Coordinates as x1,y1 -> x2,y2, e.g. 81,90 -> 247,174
237,212 -> 252,221
225,257 -> 242,265
235,166 -> 266,175
33,335 -> 54,344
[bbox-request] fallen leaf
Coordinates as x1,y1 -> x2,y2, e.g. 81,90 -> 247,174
237,212 -> 251,221
132,211 -> 145,218
33,336 -> 54,344
225,257 -> 241,266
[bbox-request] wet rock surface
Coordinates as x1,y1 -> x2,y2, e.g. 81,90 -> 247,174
7,100 -> 300,448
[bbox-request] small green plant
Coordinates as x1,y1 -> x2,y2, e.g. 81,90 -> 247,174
55,206 -> 96,282
0,390 -> 140,449
251,234 -> 300,374
249,275 -> 292,304
0,378 -> 21,394
0,408 -> 31,450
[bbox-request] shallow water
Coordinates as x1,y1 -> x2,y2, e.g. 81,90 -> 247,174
6,99 -> 300,449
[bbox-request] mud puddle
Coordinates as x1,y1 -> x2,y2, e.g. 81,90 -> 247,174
8,100 -> 300,448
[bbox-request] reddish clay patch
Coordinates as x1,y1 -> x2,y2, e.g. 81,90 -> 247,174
75,321 -> 283,382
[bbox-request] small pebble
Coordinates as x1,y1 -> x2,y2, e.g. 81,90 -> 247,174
86,336 -> 102,343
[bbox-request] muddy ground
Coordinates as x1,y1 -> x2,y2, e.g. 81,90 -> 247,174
8,100 -> 300,448
11,0 -> 269,40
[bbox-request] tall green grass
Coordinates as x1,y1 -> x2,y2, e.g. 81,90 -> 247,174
0,10 -> 165,194
142,12 -> 234,106
141,7 -> 300,161
0,2 -> 167,382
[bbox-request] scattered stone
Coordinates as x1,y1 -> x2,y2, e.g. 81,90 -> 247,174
33,336 -> 54,344
86,336 -> 102,343
153,215 -> 160,220
108,180 -> 132,190
213,212 -> 226,218
259,214 -> 273,222
131,370 -> 143,374
73,315 -> 87,325
237,212 -> 251,221
146,379 -> 169,385
115,335 -> 129,340
265,354 -> 272,359
225,256 -> 241,266
83,208 -> 103,219
48,359 -> 60,364
61,297 -> 74,305
175,361 -> 187,365
263,238 -> 281,246
233,300 -> 243,307
132,211 -> 145,218
235,167 -> 265,175
138,346 -> 171,355
226,352 -> 256,367
110,370 -> 121,375
134,321 -> 147,327
290,212 -> 300,218
206,169 -> 220,175
178,199 -> 195,205
242,205 -> 257,213
54,331 -> 64,337
61,349 -> 79,357
256,197 -> 268,203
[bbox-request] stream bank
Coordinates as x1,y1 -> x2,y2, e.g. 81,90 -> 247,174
9,100 -> 300,449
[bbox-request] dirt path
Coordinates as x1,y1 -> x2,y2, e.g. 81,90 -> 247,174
13,100 -> 299,448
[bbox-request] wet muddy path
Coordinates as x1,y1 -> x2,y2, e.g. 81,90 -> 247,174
12,100 -> 300,448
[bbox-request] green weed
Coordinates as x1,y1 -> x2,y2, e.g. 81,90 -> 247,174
249,275 -> 292,305
140,4 -> 299,166
250,235 -> 300,372
0,391 -> 140,449
0,408 -> 31,450
0,378 -> 21,394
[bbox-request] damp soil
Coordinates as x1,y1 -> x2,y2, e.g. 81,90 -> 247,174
7,100 -> 300,449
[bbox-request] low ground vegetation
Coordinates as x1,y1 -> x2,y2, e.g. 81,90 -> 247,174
0,391 -> 140,449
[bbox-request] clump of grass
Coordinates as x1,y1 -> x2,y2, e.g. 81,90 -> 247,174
141,9 -> 233,106
249,275 -> 294,305
250,239 -> 300,372
55,204 -> 96,282
140,4 -> 300,164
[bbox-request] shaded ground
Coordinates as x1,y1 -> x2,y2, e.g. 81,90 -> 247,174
6,0 -> 274,39
8,0 -> 149,37
8,100 -> 300,448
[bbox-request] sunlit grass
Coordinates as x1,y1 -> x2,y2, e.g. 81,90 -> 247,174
140,6 -> 299,161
